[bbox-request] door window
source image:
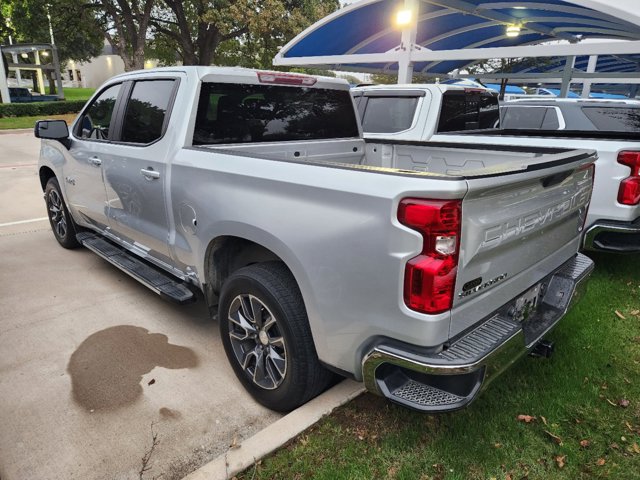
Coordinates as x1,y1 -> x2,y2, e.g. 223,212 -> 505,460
77,83 -> 121,140
121,80 -> 176,144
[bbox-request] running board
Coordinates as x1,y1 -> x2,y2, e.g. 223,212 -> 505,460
77,232 -> 195,304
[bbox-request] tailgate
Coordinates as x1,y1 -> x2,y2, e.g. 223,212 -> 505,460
450,150 -> 595,337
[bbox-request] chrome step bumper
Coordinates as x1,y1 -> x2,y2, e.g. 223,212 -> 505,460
361,253 -> 594,413
583,217 -> 640,253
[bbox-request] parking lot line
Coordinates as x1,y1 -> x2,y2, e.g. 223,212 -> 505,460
0,217 -> 48,228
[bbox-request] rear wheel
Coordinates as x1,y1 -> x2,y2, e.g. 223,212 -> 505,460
44,177 -> 81,249
219,262 -> 333,412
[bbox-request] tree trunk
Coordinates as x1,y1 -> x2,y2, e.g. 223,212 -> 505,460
499,78 -> 507,101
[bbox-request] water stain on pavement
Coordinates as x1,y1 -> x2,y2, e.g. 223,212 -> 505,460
68,325 -> 199,411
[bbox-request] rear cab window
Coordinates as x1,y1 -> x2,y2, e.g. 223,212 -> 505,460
360,97 -> 419,133
193,83 -> 359,145
437,89 -> 499,132
501,106 -> 561,130
582,107 -> 640,132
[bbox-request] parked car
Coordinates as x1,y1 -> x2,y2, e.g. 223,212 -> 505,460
36,67 -> 594,413
352,85 -> 640,253
9,87 -> 59,103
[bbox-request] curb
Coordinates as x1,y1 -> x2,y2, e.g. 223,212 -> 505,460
183,379 -> 365,480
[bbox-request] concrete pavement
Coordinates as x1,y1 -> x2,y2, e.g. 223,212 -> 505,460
0,132 -> 285,479
0,131 -> 365,480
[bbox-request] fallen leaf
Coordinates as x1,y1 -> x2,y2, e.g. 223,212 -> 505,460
618,398 -> 630,408
615,310 -> 626,319
517,414 -> 536,423
597,458 -> 606,466
555,455 -> 566,469
505,474 -> 513,480
148,378 -> 155,386
545,430 -> 563,445
610,442 -> 620,450
630,309 -> 639,315
541,416 -> 548,426
626,421 -> 634,431
580,439 -> 591,448
494,442 -> 503,448
624,377 -> 632,384
632,443 -> 640,454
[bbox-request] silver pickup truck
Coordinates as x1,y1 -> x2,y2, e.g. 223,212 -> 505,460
36,67 -> 595,413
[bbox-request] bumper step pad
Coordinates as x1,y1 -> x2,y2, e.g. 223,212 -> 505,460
77,232 -> 194,304
363,253 -> 594,413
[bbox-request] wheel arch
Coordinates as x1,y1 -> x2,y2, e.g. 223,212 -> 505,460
39,166 -> 56,191
204,235 -> 294,307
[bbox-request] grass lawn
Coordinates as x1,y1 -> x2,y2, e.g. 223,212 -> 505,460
62,87 -> 95,101
0,113 -> 78,130
238,252 -> 640,480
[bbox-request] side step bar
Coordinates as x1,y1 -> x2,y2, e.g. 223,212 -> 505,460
77,232 -> 195,304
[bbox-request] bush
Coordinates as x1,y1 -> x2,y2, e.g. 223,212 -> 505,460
0,100 -> 87,118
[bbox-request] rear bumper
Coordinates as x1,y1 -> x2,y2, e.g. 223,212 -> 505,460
361,253 -> 593,412
583,217 -> 640,253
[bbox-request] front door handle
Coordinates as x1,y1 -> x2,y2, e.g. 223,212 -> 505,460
89,156 -> 102,167
140,168 -> 160,180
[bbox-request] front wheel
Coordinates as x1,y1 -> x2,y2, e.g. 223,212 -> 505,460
44,177 -> 81,249
219,262 -> 334,412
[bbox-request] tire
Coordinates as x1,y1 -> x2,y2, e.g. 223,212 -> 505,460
44,177 -> 81,249
219,262 -> 334,412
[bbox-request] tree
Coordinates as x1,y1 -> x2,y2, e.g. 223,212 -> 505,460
150,0 -> 339,68
3,0 -> 104,94
465,57 -> 553,100
370,71 -> 440,85
3,0 -> 103,62
89,0 -> 155,71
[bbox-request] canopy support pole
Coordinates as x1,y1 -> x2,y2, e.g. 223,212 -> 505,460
581,55 -> 598,98
559,55 -> 575,98
0,51 -> 10,104
397,0 -> 418,84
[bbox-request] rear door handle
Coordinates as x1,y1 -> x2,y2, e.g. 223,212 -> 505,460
89,156 -> 102,167
140,168 -> 160,180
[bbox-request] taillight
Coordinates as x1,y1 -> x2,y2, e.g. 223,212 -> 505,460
617,151 -> 640,206
398,198 -> 462,314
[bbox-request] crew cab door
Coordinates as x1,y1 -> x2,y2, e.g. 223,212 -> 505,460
66,83 -> 124,230
101,78 -> 180,264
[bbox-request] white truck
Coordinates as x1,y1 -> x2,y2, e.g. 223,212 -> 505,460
36,67 -> 595,413
352,84 -> 640,253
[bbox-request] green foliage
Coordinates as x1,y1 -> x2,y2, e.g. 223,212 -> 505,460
370,72 -> 441,85
0,100 -> 86,118
236,253 -> 640,480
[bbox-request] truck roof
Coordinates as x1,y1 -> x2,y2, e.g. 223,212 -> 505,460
107,66 -> 350,91
351,83 -> 494,94
505,97 -> 640,107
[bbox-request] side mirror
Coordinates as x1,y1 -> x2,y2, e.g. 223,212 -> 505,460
34,119 -> 69,140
